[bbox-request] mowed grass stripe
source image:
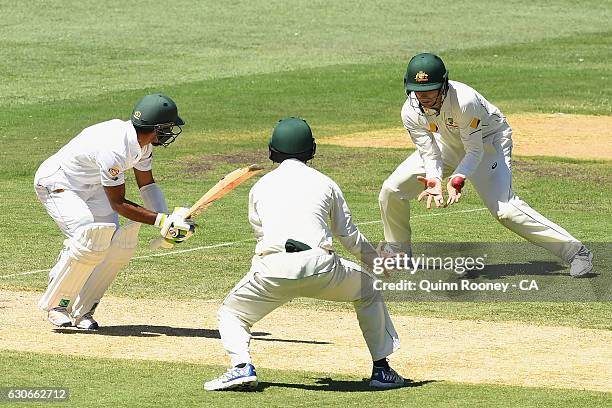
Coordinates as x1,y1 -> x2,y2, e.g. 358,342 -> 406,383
1,350 -> 609,408
2,1 -> 611,106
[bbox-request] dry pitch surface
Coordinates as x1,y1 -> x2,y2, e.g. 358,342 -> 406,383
1,290 -> 610,392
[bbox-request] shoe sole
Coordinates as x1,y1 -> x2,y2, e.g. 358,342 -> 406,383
75,323 -> 99,330
48,318 -> 72,328
204,376 -> 258,391
369,379 -> 405,389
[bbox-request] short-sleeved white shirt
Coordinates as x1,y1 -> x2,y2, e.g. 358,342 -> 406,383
35,119 -> 153,192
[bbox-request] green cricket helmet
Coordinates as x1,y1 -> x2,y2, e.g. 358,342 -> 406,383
404,53 -> 449,93
131,94 -> 185,147
268,117 -> 316,163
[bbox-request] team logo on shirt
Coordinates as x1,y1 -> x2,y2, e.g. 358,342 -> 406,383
445,117 -> 458,129
415,71 -> 429,82
108,167 -> 121,177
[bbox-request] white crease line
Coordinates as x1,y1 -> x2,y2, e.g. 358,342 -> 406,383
3,207 -> 487,279
132,241 -> 252,259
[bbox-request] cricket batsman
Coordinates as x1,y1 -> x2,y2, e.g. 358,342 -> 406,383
34,94 -> 196,329
378,53 -> 593,276
205,118 -> 404,391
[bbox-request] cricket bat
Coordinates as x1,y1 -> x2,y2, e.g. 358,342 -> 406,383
150,164 -> 264,249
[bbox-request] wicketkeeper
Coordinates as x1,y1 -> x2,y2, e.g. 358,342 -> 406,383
379,53 -> 593,276
34,94 -> 196,329
205,118 -> 404,391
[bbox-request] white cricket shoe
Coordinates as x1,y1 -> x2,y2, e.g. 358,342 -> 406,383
48,307 -> 72,327
569,246 -> 593,277
75,313 -> 99,330
204,364 -> 258,391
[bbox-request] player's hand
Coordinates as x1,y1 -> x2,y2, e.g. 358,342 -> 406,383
417,176 -> 444,209
446,175 -> 465,206
158,207 -> 196,244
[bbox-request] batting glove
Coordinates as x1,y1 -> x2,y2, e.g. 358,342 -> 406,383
155,207 -> 196,244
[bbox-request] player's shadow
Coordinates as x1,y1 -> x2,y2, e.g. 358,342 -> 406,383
255,377 -> 436,392
53,325 -> 331,345
464,261 -> 573,279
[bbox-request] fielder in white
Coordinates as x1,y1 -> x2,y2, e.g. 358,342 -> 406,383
205,118 -> 404,391
379,53 -> 593,276
34,94 -> 195,330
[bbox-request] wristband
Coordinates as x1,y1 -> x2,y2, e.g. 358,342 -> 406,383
154,213 -> 167,228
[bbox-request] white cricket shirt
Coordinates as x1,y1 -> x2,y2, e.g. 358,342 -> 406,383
34,119 -> 153,191
248,159 -> 376,261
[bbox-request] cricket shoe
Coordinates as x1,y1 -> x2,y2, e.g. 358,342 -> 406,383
204,364 -> 258,391
569,245 -> 593,277
369,365 -> 405,389
48,307 -> 72,327
74,313 -> 99,330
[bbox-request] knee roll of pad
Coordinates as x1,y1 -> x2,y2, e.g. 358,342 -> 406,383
109,222 -> 141,263
67,223 -> 117,263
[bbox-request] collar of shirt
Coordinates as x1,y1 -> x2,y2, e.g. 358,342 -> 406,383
125,120 -> 144,162
278,158 -> 307,169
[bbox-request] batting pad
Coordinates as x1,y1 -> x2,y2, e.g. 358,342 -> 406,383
72,222 -> 141,318
38,223 -> 116,312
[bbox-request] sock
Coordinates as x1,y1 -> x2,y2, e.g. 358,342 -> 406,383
373,358 -> 390,369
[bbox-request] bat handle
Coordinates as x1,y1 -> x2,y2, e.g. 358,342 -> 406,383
149,237 -> 175,250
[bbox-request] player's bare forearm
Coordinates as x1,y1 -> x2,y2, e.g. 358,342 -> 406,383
104,184 -> 159,225
112,199 -> 158,225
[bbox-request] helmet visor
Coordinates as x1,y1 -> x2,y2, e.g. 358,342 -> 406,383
152,123 -> 182,147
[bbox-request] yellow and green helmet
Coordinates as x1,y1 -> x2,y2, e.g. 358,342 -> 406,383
403,53 -> 449,93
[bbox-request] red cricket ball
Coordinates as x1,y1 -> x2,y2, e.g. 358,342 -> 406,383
451,176 -> 465,190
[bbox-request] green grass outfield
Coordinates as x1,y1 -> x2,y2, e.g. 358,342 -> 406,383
1,1 -> 611,406
1,351 -> 610,408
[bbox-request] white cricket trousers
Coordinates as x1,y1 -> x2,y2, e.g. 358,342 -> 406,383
218,250 -> 400,366
379,132 -> 582,262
